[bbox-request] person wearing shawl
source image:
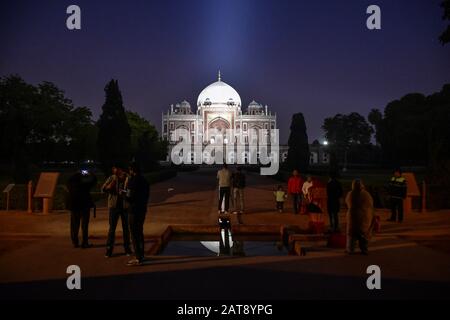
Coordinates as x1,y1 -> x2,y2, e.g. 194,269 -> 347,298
345,179 -> 374,255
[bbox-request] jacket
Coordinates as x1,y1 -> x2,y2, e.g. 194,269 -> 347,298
102,174 -> 129,209
287,176 -> 303,194
66,173 -> 97,211
217,169 -> 232,188
126,174 -> 150,215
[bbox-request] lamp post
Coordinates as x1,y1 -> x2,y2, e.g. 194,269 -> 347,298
343,147 -> 348,172
322,140 -> 329,165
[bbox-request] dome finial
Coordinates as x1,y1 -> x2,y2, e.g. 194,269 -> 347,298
218,70 -> 221,82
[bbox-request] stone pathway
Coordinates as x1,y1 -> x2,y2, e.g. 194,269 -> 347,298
0,168 -> 450,299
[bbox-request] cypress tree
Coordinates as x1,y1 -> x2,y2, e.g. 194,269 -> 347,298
97,80 -> 131,173
286,113 -> 309,172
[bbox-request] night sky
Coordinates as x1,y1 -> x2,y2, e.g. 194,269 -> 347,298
1,0 -> 449,143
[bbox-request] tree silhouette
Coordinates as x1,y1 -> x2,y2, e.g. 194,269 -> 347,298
286,113 -> 309,172
440,0 -> 450,44
368,108 -> 383,146
322,112 -> 373,168
427,84 -> 450,185
372,84 -> 450,171
323,112 -> 373,149
97,80 -> 131,173
0,75 -> 97,181
127,111 -> 167,172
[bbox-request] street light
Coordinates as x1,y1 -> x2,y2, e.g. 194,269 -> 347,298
323,140 -> 329,146
343,147 -> 348,172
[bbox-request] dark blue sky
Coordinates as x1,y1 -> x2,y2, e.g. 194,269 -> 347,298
1,0 -> 449,143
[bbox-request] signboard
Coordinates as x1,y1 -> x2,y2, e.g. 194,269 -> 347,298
3,184 -> 15,193
34,172 -> 60,198
403,172 -> 420,197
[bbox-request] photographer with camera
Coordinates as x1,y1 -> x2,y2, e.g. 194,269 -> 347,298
102,164 -> 132,258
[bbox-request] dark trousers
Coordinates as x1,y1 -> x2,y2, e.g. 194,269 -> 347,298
292,193 -> 301,214
129,213 -> 146,262
390,198 -> 404,222
70,208 -> 90,246
218,187 -> 231,212
328,210 -> 339,232
106,207 -> 131,252
276,201 -> 284,211
347,232 -> 368,254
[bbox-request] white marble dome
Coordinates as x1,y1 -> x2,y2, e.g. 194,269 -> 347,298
197,75 -> 241,107
180,100 -> 191,108
248,100 -> 262,108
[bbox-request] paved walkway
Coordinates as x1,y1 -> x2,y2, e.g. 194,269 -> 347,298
1,168 -> 450,299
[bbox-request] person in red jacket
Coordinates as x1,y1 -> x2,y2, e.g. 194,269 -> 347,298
287,169 -> 304,214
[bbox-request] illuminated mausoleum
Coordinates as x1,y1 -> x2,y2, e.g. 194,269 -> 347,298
161,72 -> 277,164
161,72 -> 329,166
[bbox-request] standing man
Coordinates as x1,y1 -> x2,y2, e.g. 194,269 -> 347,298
387,168 -> 407,223
125,163 -> 150,266
217,164 -> 232,214
232,167 -> 246,214
102,165 -> 132,258
327,172 -> 343,232
287,169 -> 303,214
66,169 -> 97,248
126,164 -> 150,266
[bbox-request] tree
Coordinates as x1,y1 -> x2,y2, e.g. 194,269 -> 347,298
0,75 -> 98,181
126,111 -> 167,172
368,108 -> 383,146
286,113 -> 309,172
372,84 -> 450,171
66,107 -> 98,164
322,112 -> 373,148
381,93 -> 429,166
0,75 -> 35,181
424,85 -> 450,183
27,81 -> 78,163
322,112 -> 373,167
135,131 -> 155,172
440,0 -> 450,44
97,80 -> 131,173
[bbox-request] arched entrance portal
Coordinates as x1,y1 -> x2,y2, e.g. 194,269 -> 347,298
208,117 -> 230,143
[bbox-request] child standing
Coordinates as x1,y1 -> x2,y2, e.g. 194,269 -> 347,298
274,185 -> 287,213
